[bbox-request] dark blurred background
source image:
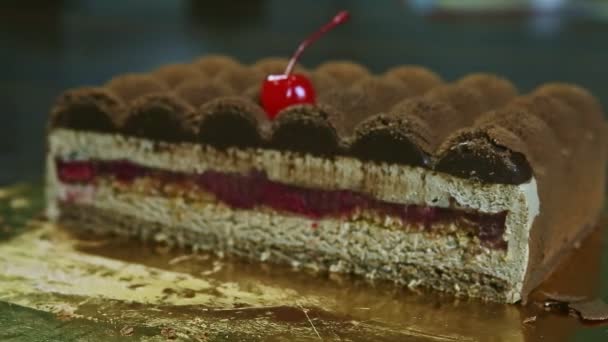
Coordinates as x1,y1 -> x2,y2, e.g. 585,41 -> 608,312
2,0 -> 608,185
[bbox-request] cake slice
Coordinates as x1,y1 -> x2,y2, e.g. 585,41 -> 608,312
46,55 -> 607,303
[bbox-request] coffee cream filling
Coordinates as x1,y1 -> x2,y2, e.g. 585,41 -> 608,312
46,129 -> 540,302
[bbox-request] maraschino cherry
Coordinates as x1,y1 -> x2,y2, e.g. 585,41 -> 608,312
260,10 -> 350,119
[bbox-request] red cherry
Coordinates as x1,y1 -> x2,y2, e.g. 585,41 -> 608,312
260,74 -> 316,119
260,10 -> 350,119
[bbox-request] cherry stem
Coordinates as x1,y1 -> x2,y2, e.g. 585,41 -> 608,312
284,10 -> 350,76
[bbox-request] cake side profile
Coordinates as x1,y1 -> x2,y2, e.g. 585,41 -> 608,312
45,55 -> 608,303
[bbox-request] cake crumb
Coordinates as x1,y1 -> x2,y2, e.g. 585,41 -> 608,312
168,254 -> 209,265
194,332 -> 209,342
120,326 -> 134,336
161,327 -> 177,340
260,251 -> 270,261
200,260 -> 223,276
9,197 -> 30,209
51,304 -> 79,321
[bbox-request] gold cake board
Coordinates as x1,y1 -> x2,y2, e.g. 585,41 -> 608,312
0,183 -> 605,341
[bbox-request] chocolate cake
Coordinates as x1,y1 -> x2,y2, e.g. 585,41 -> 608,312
45,55 -> 608,303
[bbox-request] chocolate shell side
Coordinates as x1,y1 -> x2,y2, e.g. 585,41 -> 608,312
435,128 -> 533,184
271,105 -> 341,155
122,94 -> 197,142
50,87 -> 124,132
350,113 -> 433,167
198,97 -> 265,148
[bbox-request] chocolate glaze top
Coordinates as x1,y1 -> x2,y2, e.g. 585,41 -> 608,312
49,55 -> 608,185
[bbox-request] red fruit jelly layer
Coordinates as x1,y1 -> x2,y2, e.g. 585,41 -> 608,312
56,159 -> 508,249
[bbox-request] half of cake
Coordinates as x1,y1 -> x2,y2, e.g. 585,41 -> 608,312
46,56 -> 607,303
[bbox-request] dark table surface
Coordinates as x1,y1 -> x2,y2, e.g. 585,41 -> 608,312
2,0 -> 608,186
